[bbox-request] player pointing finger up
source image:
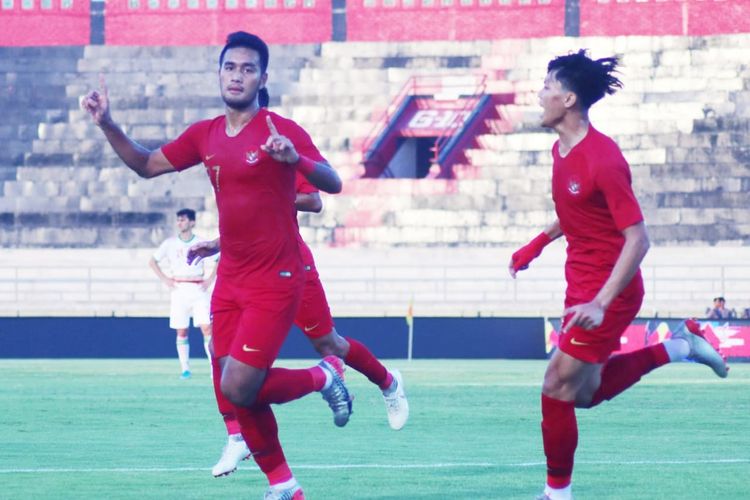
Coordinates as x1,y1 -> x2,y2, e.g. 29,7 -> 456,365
261,115 -> 299,163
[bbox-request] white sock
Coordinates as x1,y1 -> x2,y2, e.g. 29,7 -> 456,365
270,477 -> 298,490
228,433 -> 243,442
382,372 -> 397,395
320,367 -> 333,391
203,336 -> 212,360
663,338 -> 690,362
544,483 -> 572,500
176,337 -> 190,372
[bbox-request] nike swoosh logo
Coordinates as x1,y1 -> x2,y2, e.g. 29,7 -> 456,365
242,344 -> 261,352
570,338 -> 590,346
205,154 -> 216,161
304,323 -> 319,333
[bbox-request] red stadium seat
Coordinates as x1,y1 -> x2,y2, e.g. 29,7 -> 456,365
581,0 -> 750,37
347,0 -> 564,42
105,0 -> 331,45
0,0 -> 90,46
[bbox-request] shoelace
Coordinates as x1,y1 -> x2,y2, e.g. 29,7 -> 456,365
384,390 -> 401,413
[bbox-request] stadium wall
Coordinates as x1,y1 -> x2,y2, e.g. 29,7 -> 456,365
0,316 -> 546,359
0,246 -> 748,319
3,316 -> 747,360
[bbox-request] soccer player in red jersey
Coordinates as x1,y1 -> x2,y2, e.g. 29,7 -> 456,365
189,172 -> 410,477
508,50 -> 728,500
81,31 -> 353,500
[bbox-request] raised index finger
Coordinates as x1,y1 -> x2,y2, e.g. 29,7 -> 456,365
266,115 -> 279,137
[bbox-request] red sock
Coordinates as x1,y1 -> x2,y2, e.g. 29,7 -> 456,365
541,394 -> 577,489
588,344 -> 670,407
254,367 -> 322,406
211,356 -> 241,435
234,404 -> 288,481
267,462 -> 293,486
344,337 -> 391,389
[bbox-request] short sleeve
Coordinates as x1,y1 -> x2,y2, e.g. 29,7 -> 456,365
595,152 -> 644,231
153,239 -> 169,261
161,121 -> 209,171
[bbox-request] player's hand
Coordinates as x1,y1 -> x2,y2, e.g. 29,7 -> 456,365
79,74 -> 113,128
508,232 -> 553,279
261,116 -> 299,164
187,239 -> 219,265
562,301 -> 605,333
165,278 -> 177,290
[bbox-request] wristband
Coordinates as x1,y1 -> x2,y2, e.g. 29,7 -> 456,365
294,155 -> 316,176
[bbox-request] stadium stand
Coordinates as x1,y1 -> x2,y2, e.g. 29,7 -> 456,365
580,0 -> 750,37
347,0 -> 564,42
105,0 -> 332,45
0,0 -> 89,46
1,3 -> 750,317
2,36 -> 750,250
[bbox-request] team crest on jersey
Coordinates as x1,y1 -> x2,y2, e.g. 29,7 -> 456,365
568,178 -> 581,196
245,148 -> 260,165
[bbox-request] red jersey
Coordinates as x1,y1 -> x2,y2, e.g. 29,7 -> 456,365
295,173 -> 318,270
551,126 -> 644,309
162,108 -> 325,286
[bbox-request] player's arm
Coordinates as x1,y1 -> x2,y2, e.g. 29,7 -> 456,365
508,219 -> 563,278
262,116 -> 342,194
294,159 -> 342,195
149,257 -> 176,289
295,192 -> 322,213
80,76 -> 175,179
187,238 -> 220,265
563,222 -> 650,332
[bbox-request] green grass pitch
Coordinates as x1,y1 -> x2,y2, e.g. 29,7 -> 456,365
0,359 -> 747,499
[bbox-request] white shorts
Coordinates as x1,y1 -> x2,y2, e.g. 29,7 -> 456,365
169,282 -> 211,329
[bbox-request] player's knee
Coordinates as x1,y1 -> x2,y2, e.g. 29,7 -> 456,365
312,333 -> 348,358
541,372 -> 568,399
220,378 -> 258,407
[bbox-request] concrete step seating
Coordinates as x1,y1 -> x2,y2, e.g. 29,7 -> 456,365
0,36 -> 749,247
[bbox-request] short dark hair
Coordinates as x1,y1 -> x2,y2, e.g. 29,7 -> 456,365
547,49 -> 623,110
176,208 -> 196,221
219,31 -> 270,107
714,296 -> 725,302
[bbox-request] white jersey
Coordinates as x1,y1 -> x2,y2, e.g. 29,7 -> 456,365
153,234 -> 217,280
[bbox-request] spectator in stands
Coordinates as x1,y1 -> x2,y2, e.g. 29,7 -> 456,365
508,50 -> 728,500
149,208 -> 216,380
81,31 -> 350,500
706,296 -> 736,319
742,307 -> 750,319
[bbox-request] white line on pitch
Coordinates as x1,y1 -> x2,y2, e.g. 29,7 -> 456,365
1,458 -> 748,474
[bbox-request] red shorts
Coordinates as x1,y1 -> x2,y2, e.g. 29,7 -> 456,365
211,276 -> 302,369
293,266 -> 335,339
558,302 -> 642,364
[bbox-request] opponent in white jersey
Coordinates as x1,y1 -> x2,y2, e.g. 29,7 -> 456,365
149,208 -> 218,379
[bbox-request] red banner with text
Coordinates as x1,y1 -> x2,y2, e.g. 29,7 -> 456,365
546,319 -> 750,360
